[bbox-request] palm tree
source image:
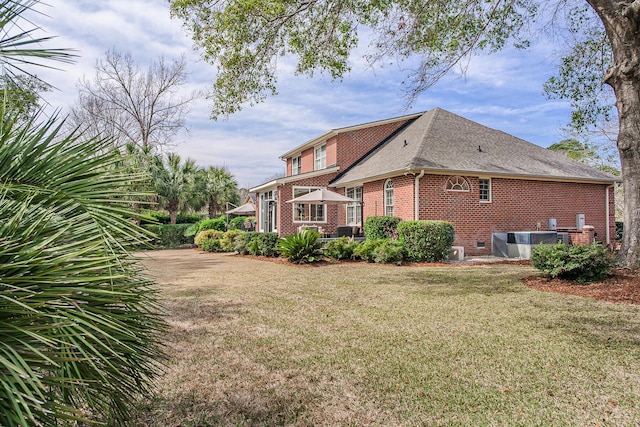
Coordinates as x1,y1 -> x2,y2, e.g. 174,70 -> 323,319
0,109 -> 164,426
200,165 -> 240,218
151,152 -> 200,224
0,2 -> 162,425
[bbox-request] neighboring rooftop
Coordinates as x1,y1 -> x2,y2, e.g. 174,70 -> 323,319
331,108 -> 619,186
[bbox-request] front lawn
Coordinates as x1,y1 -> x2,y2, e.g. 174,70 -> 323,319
133,250 -> 640,426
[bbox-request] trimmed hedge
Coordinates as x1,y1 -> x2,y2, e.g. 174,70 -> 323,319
398,220 -> 455,262
323,237 -> 358,260
363,216 -> 402,240
198,217 -> 226,232
143,224 -> 193,248
353,238 -> 405,264
531,243 -> 614,283
194,230 -> 224,248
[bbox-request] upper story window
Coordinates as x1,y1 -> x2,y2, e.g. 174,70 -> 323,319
446,176 -> 470,192
346,186 -> 362,225
479,178 -> 491,202
291,155 -> 301,175
384,179 -> 394,216
314,144 -> 326,170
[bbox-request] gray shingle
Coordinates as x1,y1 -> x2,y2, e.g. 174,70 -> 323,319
332,108 -> 618,186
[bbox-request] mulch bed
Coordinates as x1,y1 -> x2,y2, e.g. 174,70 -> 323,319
523,268 -> 640,305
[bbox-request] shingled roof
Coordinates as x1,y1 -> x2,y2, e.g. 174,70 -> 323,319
331,108 -> 618,187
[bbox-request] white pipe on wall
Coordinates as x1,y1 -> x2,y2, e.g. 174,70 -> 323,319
606,184 -> 614,246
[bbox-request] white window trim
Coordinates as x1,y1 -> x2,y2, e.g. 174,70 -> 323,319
292,186 -> 327,223
314,144 -> 326,170
479,177 -> 492,203
291,155 -> 301,175
446,176 -> 471,192
384,179 -> 394,216
345,186 -> 362,225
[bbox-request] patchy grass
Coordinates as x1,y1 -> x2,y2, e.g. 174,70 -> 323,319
133,250 -> 640,426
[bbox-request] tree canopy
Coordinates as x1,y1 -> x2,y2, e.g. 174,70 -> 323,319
172,0 -> 640,268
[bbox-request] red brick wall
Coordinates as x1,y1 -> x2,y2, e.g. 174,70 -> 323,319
276,173 -> 339,236
335,121 -> 410,171
363,174 -> 614,256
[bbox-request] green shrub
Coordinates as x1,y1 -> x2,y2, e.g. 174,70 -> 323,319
199,217 -> 227,232
140,211 -> 170,225
221,229 -> 244,252
277,231 -> 324,263
353,238 -> 405,264
249,232 -> 279,257
363,216 -> 402,240
398,220 -> 455,262
199,237 -> 223,252
324,237 -> 358,260
233,232 -> 258,255
531,243 -> 614,283
195,229 -> 224,247
176,212 -> 203,224
616,221 -> 623,242
143,224 -> 193,248
228,216 -> 245,230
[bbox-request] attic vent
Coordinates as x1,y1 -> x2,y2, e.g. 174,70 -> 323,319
446,176 -> 470,192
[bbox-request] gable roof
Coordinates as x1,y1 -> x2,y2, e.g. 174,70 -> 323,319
279,112 -> 423,160
331,108 -> 618,187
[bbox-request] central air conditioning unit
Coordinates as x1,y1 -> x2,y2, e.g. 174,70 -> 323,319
506,231 -> 558,259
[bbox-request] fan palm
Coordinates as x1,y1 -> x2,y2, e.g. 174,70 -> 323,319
151,152 -> 199,224
0,108 -> 164,426
200,165 -> 239,218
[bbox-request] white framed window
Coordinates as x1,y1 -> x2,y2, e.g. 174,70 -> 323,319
291,155 -> 301,175
384,179 -> 394,216
293,187 -> 325,222
314,144 -> 326,170
346,186 -> 362,225
479,178 -> 491,202
446,176 -> 470,192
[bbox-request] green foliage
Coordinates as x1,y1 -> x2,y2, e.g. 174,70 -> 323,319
353,238 -> 405,264
194,229 -> 224,247
323,236 -> 358,260
177,212 -> 203,224
363,216 -> 402,240
0,111 -> 163,424
276,231 -> 324,264
531,243 -> 614,283
229,215 -> 256,230
141,211 -> 171,225
221,229 -> 243,252
199,237 -> 223,252
249,232 -> 280,257
144,224 -> 194,248
233,231 -> 258,255
398,220 -> 455,262
616,221 -> 623,242
199,217 -> 227,232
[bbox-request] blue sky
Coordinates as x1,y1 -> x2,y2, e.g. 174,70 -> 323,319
35,0 -> 575,189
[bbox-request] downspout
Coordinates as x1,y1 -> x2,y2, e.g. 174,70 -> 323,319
606,184 -> 614,247
414,170 -> 425,220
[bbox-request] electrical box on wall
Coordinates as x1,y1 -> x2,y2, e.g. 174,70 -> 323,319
576,214 -> 585,230
549,218 -> 557,230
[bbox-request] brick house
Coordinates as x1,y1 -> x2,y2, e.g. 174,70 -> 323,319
250,108 -> 618,256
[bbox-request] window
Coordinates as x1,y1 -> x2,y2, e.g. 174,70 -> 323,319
446,176 -> 470,191
346,186 -> 362,225
291,156 -> 301,175
384,179 -> 394,216
314,144 -> 326,170
293,187 -> 325,222
479,178 -> 491,202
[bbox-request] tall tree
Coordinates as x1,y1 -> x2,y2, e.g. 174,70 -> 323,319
199,165 -> 240,218
0,74 -> 51,121
69,50 -> 197,151
171,0 -> 640,268
152,152 -> 200,224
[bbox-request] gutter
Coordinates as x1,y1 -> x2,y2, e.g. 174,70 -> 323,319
414,170 -> 425,220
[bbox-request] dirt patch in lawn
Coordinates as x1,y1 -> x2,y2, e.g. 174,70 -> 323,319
523,268 -> 640,305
